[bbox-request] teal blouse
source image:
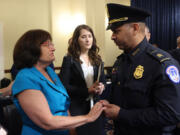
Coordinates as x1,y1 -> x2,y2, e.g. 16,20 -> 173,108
12,66 -> 70,135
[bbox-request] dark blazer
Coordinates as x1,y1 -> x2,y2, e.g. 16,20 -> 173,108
59,55 -> 105,135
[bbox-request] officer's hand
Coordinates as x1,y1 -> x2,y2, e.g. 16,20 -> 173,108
100,100 -> 120,119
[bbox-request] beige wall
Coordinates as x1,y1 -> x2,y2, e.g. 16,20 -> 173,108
0,0 -> 130,78
0,23 -> 4,79
51,0 -> 87,67
0,0 -> 51,78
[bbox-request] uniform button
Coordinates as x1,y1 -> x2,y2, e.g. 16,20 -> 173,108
117,81 -> 120,85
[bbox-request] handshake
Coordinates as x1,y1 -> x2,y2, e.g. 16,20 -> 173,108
86,100 -> 120,123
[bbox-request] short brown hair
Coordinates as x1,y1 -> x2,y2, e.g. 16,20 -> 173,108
13,29 -> 52,70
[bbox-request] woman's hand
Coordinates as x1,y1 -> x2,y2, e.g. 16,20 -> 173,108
88,81 -> 105,95
86,102 -> 105,122
95,82 -> 104,95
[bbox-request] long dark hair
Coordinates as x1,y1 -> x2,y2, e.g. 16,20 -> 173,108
68,24 -> 101,65
13,29 -> 52,70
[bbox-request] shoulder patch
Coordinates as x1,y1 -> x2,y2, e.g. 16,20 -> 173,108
166,65 -> 180,83
147,48 -> 171,63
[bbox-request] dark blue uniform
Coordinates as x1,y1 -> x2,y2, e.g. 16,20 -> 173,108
109,38 -> 180,135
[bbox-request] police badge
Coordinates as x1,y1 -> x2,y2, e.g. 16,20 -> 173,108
134,65 -> 144,79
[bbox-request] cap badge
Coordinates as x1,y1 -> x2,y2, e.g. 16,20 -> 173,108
166,65 -> 180,83
109,17 -> 128,24
134,65 -> 144,79
132,48 -> 140,56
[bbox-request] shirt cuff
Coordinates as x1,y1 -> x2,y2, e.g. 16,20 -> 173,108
115,108 -> 138,126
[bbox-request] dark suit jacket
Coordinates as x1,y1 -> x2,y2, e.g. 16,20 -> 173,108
59,55 -> 106,135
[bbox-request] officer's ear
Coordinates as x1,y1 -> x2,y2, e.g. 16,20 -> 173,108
131,23 -> 140,35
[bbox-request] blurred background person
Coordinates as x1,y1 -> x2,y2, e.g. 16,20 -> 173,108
59,24 -> 106,135
0,81 -> 13,97
177,36 -> 180,49
0,80 -> 13,129
168,36 -> 180,64
168,36 -> 180,135
12,29 -> 104,135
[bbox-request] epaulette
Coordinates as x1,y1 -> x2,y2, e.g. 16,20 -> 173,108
147,47 -> 171,63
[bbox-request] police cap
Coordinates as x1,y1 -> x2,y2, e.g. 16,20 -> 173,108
106,3 -> 151,30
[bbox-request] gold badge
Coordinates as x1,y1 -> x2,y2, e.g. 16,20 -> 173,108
134,65 -> 144,79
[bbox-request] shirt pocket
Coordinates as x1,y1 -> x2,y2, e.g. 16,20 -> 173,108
123,80 -> 151,108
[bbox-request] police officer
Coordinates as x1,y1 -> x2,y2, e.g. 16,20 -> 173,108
101,3 -> 180,135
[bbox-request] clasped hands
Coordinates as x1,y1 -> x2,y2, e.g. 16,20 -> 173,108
87,100 -> 120,123
88,82 -> 120,120
100,100 -> 120,119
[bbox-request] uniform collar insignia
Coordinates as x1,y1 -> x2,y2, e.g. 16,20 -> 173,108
157,53 -> 163,58
134,65 -> 144,79
130,38 -> 147,57
132,48 -> 140,56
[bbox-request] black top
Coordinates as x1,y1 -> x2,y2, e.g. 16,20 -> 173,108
59,55 -> 106,135
59,55 -> 105,101
109,38 -> 180,135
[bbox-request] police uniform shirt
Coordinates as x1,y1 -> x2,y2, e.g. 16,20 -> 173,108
110,38 -> 180,135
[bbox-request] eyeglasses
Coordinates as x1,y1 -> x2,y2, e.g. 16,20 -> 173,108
41,40 -> 54,48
